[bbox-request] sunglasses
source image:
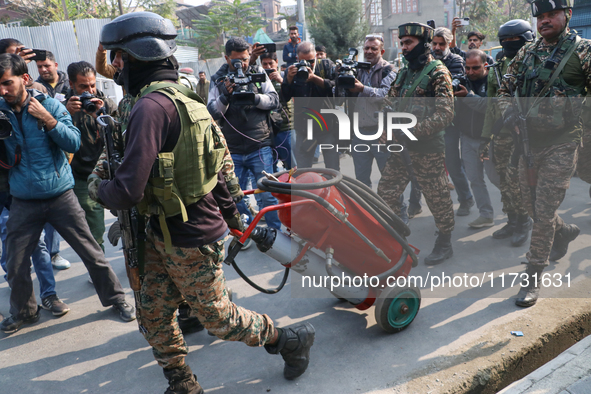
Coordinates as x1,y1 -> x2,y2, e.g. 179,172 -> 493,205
366,34 -> 384,42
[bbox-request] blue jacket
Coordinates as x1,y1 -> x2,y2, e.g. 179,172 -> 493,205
283,41 -> 299,66
0,93 -> 80,200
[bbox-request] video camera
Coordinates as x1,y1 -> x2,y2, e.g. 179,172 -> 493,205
228,59 -> 267,105
336,48 -> 371,89
451,74 -> 468,92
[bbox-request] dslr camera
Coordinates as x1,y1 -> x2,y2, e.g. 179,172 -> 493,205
294,60 -> 312,83
227,59 -> 266,106
451,74 -> 468,92
336,48 -> 371,89
79,91 -> 98,113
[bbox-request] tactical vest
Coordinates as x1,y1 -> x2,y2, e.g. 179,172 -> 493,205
517,33 -> 585,131
135,82 -> 225,252
393,60 -> 446,153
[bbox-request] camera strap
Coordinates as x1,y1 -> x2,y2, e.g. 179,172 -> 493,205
0,144 -> 22,170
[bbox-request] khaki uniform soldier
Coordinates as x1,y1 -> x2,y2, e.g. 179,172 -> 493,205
91,12 -> 316,394
377,22 -> 455,265
481,20 -> 535,247
498,0 -> 586,307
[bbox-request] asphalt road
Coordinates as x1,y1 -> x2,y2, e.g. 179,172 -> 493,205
1,155 -> 590,394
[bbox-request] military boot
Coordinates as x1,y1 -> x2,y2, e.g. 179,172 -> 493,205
178,302 -> 204,335
511,214 -> 533,247
549,224 -> 580,261
163,365 -> 203,394
493,212 -> 517,239
424,232 -> 453,265
515,264 -> 545,307
265,322 -> 315,380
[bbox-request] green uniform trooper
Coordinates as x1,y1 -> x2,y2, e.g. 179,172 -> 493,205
498,0 -> 587,307
96,12 -> 316,394
481,19 -> 534,247
377,22 -> 456,266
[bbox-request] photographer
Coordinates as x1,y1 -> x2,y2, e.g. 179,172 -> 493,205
281,42 -> 337,169
65,61 -> 117,251
342,35 -> 396,188
0,54 -> 134,333
260,52 -> 295,170
207,37 -> 282,231
452,50 -> 495,229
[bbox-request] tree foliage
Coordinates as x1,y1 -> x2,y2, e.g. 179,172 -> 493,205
306,0 -> 369,59
456,0 -> 531,45
193,0 -> 267,59
8,0 -> 178,27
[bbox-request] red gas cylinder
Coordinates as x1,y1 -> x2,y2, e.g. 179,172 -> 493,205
271,171 -> 415,279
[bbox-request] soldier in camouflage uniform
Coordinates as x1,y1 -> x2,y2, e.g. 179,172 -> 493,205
377,22 -> 455,265
498,0 -> 585,307
480,20 -> 534,247
93,13 -> 315,394
577,128 -> 591,194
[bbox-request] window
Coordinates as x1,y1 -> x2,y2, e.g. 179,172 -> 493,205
6,21 -> 21,28
391,29 -> 399,49
405,0 -> 417,13
392,0 -> 403,14
362,0 -> 382,25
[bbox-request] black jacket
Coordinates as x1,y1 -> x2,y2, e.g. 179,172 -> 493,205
36,70 -> 69,99
452,75 -> 488,139
207,63 -> 280,155
440,51 -> 465,76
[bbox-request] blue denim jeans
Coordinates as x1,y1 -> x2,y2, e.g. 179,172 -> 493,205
1,206 -> 55,299
44,223 -> 60,256
273,130 -> 296,171
444,127 -> 473,203
233,147 -> 282,229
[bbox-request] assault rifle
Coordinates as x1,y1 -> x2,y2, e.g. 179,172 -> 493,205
97,115 -> 147,334
503,74 -> 537,222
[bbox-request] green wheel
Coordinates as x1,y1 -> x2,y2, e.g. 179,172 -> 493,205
374,285 -> 421,333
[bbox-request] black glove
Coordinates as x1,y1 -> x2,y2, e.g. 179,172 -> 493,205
478,137 -> 491,161
217,78 -> 232,97
225,213 -> 245,232
226,177 -> 244,203
108,220 -> 122,247
503,107 -> 520,130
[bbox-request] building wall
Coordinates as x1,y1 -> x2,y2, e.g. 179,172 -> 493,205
571,0 -> 591,39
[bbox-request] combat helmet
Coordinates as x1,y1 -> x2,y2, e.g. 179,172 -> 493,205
398,22 -> 435,43
498,19 -> 534,42
528,0 -> 572,18
100,12 -> 177,61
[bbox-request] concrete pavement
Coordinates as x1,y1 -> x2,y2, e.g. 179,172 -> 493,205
0,155 -> 590,394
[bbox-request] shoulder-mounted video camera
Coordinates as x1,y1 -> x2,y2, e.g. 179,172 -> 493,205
227,59 -> 266,106
451,74 -> 468,92
336,48 -> 371,89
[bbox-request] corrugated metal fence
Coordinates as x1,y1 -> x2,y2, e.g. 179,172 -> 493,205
1,18 -> 286,83
0,18 -> 199,79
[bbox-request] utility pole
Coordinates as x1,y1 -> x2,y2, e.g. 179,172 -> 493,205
118,0 -> 124,15
297,0 -> 308,41
61,0 -> 69,20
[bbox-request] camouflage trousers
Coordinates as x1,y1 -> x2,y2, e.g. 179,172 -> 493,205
576,130 -> 591,184
378,151 -> 455,234
140,228 -> 276,369
519,142 -> 579,266
493,134 -> 528,217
